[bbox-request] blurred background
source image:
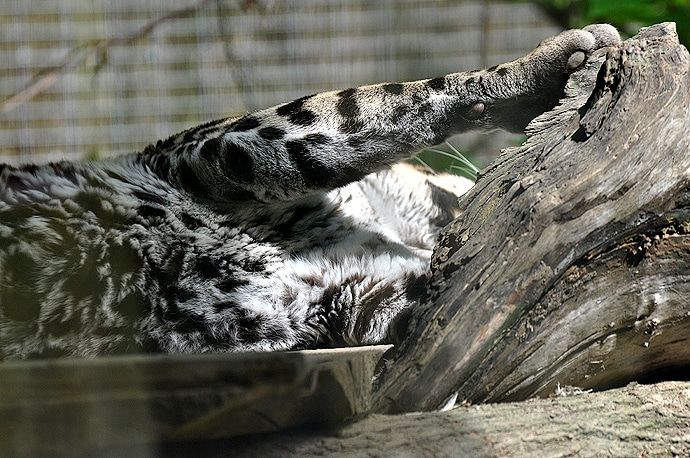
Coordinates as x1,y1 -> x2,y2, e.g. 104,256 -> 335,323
1,0 -> 688,169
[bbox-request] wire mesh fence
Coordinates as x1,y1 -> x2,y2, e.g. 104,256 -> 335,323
1,0 -> 560,165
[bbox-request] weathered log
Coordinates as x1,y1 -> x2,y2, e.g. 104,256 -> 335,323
185,381 -> 690,457
373,22 -> 690,412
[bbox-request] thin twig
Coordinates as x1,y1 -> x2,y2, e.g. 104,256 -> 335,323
1,0 -> 214,114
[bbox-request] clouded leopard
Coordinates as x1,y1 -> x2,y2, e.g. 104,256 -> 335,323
0,25 -> 620,360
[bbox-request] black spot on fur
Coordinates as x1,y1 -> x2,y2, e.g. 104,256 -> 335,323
230,116 -> 261,132
286,140 -> 329,187
195,257 -> 220,279
223,142 -> 255,183
0,254 -> 43,322
152,154 -> 171,180
317,282 -> 361,347
418,102 -> 433,116
391,105 -> 408,124
276,100 -> 300,116
290,109 -> 317,126
173,118 -> 229,146
138,204 -> 167,220
426,77 -> 446,91
285,140 -> 309,159
195,259 -> 250,292
273,201 -> 325,234
496,67 -> 509,76
41,313 -> 84,337
241,258 -> 266,273
75,192 -> 129,226
213,300 -> 239,312
157,136 -> 176,150
179,212 -> 204,230
178,161 -> 206,195
383,83 -> 404,94
337,88 -> 360,119
20,163 -> 39,174
339,166 -> 365,185
0,203 -> 35,222
165,306 -> 206,334
151,247 -> 197,306
112,293 -> 148,323
199,136 -> 223,160
276,95 -> 312,116
108,242 -> 143,283
169,285 -> 196,306
4,172 -> 30,192
404,274 -> 428,303
276,95 -> 318,127
258,126 -> 286,140
354,284 -> 397,339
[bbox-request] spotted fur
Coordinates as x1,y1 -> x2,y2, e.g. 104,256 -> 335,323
0,25 -> 619,360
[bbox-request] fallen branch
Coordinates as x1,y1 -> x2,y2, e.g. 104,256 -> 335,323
373,22 -> 690,412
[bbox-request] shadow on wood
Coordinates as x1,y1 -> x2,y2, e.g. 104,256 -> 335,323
0,346 -> 389,455
374,22 -> 690,413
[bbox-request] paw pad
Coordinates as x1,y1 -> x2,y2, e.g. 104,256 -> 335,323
468,102 -> 485,119
566,51 -> 586,71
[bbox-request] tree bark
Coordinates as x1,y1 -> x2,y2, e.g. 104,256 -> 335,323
373,22 -> 690,413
